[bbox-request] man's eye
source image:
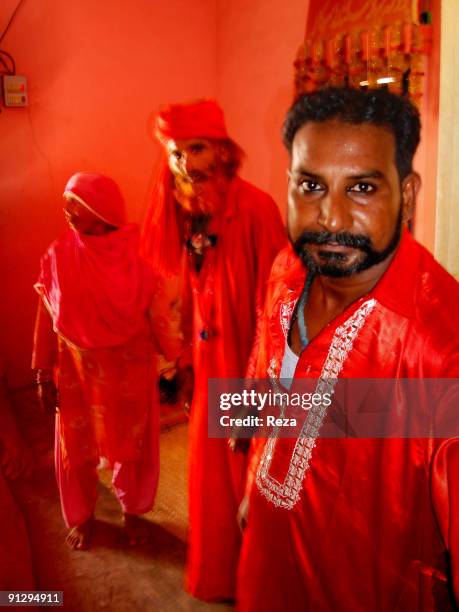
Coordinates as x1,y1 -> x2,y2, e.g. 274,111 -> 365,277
299,180 -> 323,192
349,182 -> 375,193
190,143 -> 205,153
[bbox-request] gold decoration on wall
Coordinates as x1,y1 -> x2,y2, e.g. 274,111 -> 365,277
294,23 -> 433,103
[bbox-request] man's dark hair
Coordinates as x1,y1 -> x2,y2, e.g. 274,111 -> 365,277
282,87 -> 421,180
213,138 -> 246,179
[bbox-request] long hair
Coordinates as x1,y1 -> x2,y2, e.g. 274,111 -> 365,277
140,160 -> 183,276
216,138 -> 246,178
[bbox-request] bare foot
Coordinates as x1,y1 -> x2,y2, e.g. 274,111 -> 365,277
123,513 -> 149,546
66,516 -> 94,550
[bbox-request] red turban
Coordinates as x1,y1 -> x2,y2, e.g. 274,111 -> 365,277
155,99 -> 229,145
64,172 -> 127,227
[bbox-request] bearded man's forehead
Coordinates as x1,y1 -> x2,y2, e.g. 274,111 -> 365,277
167,138 -> 217,153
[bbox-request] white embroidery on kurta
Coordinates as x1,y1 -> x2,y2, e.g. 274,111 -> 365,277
256,298 -> 377,510
267,356 -> 279,379
280,299 -> 298,339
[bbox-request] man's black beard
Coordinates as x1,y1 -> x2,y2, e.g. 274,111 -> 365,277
292,207 -> 403,278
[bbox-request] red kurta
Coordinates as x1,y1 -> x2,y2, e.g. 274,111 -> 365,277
185,176 -> 286,600
237,230 -> 459,611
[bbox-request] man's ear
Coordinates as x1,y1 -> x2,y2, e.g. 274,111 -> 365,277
286,169 -> 292,184
218,142 -> 230,163
401,172 -> 421,223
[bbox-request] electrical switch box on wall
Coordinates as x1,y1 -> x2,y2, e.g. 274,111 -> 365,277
2,75 -> 28,107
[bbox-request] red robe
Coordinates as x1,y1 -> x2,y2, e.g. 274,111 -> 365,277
185,176 -> 286,600
237,230 -> 459,611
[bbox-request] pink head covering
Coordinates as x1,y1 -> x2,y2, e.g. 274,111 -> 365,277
155,99 -> 229,145
35,173 -> 154,349
63,172 -> 127,227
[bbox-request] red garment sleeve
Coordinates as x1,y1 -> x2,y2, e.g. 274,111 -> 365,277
253,198 -> 286,320
148,273 -> 183,364
431,438 -> 459,605
177,264 -> 194,370
244,204 -> 286,497
246,198 -> 286,378
31,299 -> 57,370
244,302 -> 271,496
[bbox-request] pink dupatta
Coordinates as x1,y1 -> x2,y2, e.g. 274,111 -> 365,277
35,173 -> 154,349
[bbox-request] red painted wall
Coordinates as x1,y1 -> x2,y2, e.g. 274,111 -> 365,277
216,0 -> 309,217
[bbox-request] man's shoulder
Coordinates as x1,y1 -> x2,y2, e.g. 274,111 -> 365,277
413,240 -> 459,326
407,241 -> 459,365
265,245 -> 304,305
269,244 -> 300,277
380,233 -> 459,336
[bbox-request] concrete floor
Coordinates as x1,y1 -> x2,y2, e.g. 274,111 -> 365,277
10,389 -> 233,612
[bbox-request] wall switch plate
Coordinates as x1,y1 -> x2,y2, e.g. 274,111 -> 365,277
3,75 -> 28,107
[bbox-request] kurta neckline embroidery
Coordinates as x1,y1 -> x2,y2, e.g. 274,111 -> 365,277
256,298 -> 377,510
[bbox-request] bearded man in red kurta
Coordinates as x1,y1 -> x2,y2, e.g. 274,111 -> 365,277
236,88 -> 459,611
141,99 -> 286,601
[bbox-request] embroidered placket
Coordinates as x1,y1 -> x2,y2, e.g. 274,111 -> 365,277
256,298 -> 377,510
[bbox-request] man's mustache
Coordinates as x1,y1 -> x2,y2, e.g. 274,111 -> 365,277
181,170 -> 209,183
294,231 -> 373,253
